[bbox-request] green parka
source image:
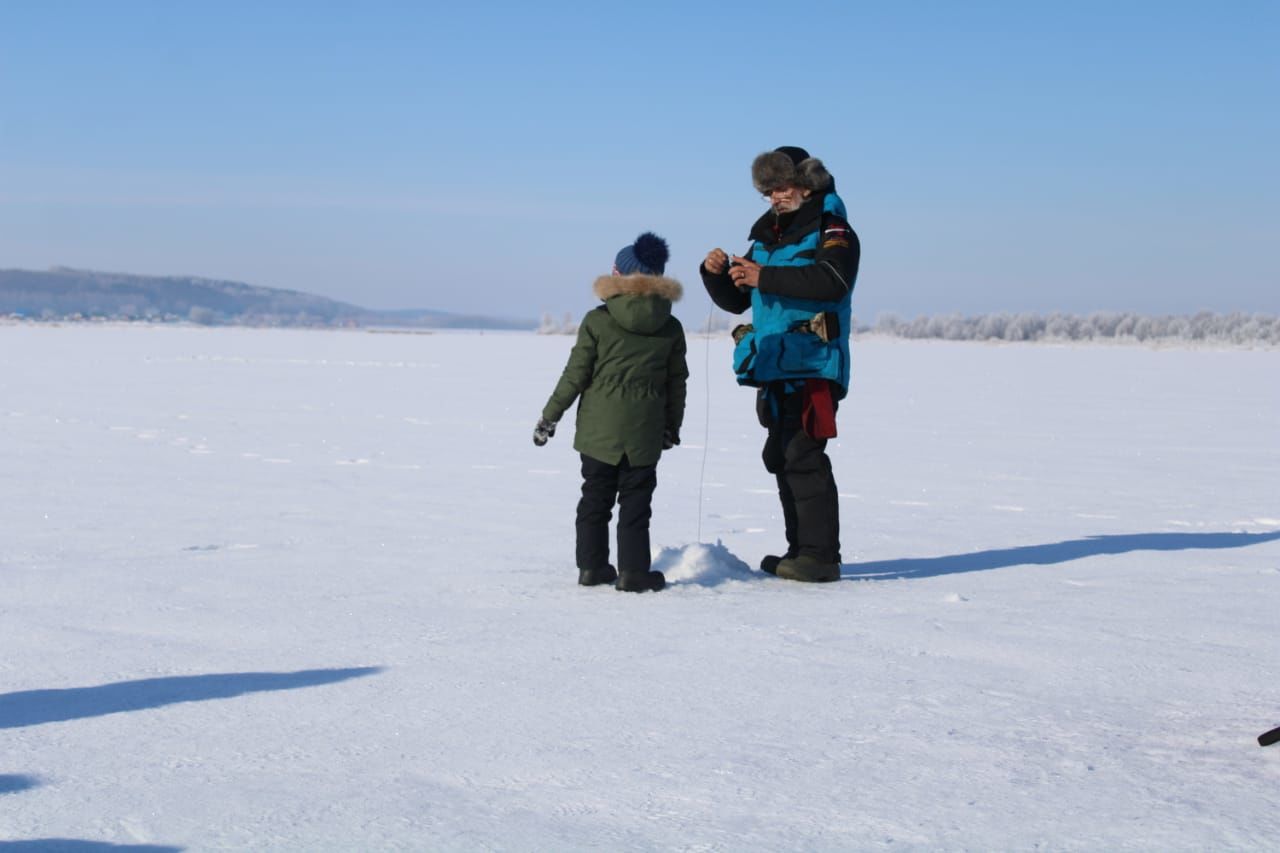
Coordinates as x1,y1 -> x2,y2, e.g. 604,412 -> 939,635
542,273 -> 688,467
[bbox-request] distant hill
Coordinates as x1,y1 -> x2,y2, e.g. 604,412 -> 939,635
0,267 -> 534,330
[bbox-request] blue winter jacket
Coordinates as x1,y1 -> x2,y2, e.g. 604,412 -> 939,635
730,192 -> 855,398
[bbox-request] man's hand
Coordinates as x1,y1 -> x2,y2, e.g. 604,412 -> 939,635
662,428 -> 680,450
533,418 -> 557,446
703,248 -> 729,275
729,256 -> 761,288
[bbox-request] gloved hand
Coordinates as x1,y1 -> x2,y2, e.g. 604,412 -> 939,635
662,428 -> 680,450
533,417 -> 557,446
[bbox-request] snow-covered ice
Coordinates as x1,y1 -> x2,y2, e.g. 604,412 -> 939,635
2,325 -> 1278,850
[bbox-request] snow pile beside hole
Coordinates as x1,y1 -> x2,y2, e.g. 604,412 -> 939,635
651,540 -> 756,587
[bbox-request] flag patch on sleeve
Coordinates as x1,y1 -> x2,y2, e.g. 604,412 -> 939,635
822,218 -> 851,249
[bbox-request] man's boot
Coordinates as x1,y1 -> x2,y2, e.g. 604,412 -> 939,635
775,555 -> 840,583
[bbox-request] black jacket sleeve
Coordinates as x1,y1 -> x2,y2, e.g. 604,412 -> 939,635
700,262 -> 751,315
757,215 -> 860,303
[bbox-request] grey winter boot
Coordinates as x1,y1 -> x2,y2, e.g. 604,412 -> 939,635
578,565 -> 618,587
775,555 -> 841,583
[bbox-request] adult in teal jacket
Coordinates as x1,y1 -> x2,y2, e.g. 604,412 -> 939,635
700,147 -> 860,583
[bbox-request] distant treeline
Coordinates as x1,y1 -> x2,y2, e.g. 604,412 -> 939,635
867,312 -> 1280,346
697,310 -> 1277,345
536,312 -> 580,335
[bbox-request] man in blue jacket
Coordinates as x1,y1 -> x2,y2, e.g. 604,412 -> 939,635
700,146 -> 860,583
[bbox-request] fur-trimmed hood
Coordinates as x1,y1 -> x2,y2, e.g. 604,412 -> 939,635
592,273 -> 683,336
593,273 -> 683,303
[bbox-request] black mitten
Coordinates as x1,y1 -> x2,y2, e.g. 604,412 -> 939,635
662,428 -> 680,450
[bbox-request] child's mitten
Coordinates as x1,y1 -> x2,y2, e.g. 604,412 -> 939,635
533,418 -> 557,446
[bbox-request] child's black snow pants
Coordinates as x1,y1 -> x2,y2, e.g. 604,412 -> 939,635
576,453 -> 657,575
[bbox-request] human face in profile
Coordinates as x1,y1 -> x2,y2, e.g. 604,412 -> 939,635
767,184 -> 811,214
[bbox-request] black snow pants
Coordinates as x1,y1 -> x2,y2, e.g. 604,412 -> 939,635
576,453 -> 658,575
759,385 -> 842,564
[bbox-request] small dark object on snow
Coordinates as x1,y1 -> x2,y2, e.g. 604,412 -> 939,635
760,552 -> 797,575
1260,726 -> 1280,747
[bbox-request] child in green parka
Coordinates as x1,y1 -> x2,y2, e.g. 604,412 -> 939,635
533,232 -> 688,593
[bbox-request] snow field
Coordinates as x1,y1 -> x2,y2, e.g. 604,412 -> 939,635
1,325 -> 1278,850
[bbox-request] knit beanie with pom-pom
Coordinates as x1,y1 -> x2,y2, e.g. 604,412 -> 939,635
614,232 -> 669,276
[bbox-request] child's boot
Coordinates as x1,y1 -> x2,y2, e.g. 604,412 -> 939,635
615,570 -> 665,593
578,565 -> 618,586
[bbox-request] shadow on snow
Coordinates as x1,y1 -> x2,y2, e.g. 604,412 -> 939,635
843,530 -> 1280,581
0,774 -> 41,795
0,667 -> 383,730
0,843 -> 183,852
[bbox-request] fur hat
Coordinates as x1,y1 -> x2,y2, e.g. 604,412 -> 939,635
751,146 -> 833,195
614,232 -> 669,276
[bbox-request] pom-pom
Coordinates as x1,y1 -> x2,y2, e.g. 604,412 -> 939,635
632,232 -> 669,273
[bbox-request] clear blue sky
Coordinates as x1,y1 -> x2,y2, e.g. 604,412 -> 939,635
2,1 -> 1276,324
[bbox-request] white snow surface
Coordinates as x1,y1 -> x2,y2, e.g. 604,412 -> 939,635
2,325 -> 1278,851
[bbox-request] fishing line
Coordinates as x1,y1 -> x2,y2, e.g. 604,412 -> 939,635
697,302 -> 714,544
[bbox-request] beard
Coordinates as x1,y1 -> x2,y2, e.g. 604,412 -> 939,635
771,192 -> 808,214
